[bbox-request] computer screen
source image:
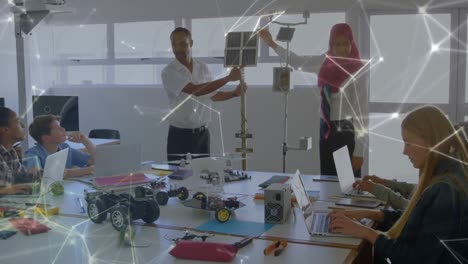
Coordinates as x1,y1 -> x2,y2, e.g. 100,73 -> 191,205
32,95 -> 79,131
0,97 -> 4,107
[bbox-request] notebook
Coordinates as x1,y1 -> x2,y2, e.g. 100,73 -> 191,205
333,146 -> 375,198
73,144 -> 141,184
291,170 -> 343,236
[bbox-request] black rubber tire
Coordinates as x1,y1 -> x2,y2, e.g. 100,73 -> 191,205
110,205 -> 130,231
177,187 -> 189,200
193,192 -> 206,200
87,199 -> 107,223
142,200 -> 160,223
155,191 -> 169,205
134,186 -> 147,198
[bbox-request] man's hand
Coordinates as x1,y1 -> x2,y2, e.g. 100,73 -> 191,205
258,29 -> 277,48
227,67 -> 242,82
351,156 -> 363,172
67,131 -> 88,143
232,82 -> 248,97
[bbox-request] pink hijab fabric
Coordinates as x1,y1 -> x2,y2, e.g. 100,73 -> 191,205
317,23 -> 363,93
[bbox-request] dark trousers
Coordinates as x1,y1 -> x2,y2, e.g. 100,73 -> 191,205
167,125 -> 210,162
319,119 -> 361,177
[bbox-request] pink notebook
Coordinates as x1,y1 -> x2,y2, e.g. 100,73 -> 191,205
94,173 -> 152,187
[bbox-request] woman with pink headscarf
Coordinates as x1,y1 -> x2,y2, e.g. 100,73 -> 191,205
259,23 -> 368,177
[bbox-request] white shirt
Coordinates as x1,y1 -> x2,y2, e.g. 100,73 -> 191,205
274,46 -> 368,157
162,58 -> 214,129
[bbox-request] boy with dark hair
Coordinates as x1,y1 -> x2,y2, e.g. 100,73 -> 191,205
25,115 -> 95,178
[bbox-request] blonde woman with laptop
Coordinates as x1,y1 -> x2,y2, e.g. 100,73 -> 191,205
329,105 -> 468,263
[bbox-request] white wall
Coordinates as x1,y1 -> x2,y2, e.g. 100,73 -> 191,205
49,86 -> 320,174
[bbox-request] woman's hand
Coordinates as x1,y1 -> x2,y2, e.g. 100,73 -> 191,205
258,29 -> 277,49
362,175 -> 385,185
352,179 -> 376,192
329,209 -> 371,221
329,213 -> 379,243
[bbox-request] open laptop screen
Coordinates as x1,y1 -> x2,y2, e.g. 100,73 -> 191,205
94,144 -> 141,177
333,145 -> 355,194
291,170 -> 314,231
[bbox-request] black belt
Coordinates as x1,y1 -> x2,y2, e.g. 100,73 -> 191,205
170,125 -> 207,134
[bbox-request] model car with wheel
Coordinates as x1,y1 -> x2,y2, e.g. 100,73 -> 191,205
182,192 -> 244,223
85,190 -> 160,231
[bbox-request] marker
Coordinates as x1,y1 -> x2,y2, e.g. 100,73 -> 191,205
264,240 -> 281,255
273,241 -> 288,256
77,197 -> 85,214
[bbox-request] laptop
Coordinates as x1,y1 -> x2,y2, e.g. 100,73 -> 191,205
1,148 -> 69,199
333,146 -> 375,198
291,170 -> 343,236
74,144 -> 142,184
40,148 -> 69,196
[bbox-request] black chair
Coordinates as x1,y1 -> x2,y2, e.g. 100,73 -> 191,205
88,129 -> 120,140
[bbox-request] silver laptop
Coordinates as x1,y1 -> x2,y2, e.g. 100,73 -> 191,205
94,144 -> 141,177
1,148 -> 69,199
74,144 -> 142,184
39,148 -> 69,196
333,146 -> 374,198
291,170 -> 343,236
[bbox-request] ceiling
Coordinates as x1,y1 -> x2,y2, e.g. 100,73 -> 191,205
3,0 -> 468,24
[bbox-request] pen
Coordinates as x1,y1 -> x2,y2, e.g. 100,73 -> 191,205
77,197 -> 85,214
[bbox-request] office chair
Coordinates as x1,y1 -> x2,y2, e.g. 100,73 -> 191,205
88,129 -> 120,139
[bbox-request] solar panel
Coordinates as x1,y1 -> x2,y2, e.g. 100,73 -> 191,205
276,27 -> 295,42
224,31 -> 258,67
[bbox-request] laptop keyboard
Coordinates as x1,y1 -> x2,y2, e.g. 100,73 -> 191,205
312,212 -> 330,234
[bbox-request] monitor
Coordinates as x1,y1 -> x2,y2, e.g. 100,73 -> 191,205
32,95 -> 79,131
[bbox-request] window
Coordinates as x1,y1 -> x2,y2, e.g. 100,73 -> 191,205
115,21 -> 174,58
68,66 -> 107,85
52,24 -> 107,59
244,63 -> 275,85
115,65 -> 163,85
268,13 -> 345,56
31,23 -> 59,90
370,14 -> 451,103
192,16 -> 260,57
368,113 -> 418,183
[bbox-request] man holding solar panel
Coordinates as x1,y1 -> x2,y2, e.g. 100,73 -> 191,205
162,27 -> 247,161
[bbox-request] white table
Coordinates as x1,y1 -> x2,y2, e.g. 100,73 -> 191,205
0,214 -> 353,264
65,138 -> 120,150
0,169 -> 366,263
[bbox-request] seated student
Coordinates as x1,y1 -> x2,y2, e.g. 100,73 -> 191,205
354,119 -> 468,210
329,105 -> 468,263
0,107 -> 40,195
25,115 -> 95,178
353,175 -> 415,210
